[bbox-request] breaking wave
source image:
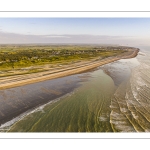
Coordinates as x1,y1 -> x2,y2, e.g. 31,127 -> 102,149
110,51 -> 150,132
0,91 -> 75,132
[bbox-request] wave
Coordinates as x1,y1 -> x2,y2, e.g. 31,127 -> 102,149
110,58 -> 150,132
0,91 -> 75,132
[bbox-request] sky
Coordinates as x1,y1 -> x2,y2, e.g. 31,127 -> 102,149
0,18 -> 150,46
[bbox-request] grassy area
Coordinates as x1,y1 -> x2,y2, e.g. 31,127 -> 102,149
0,45 -> 128,71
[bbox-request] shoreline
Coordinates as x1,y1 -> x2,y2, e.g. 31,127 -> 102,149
0,49 -> 139,128
0,49 -> 139,90
7,50 -> 140,132
0,91 -> 74,131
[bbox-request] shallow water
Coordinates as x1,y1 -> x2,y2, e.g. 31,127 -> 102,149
0,74 -> 83,128
8,69 -> 115,132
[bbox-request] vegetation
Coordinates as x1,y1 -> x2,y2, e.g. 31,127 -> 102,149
0,45 -> 128,70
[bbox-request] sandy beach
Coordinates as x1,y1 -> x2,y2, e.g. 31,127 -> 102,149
0,49 -> 139,90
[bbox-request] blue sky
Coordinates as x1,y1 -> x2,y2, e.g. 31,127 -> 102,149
0,18 -> 150,46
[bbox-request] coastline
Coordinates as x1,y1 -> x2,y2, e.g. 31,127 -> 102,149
0,49 -> 139,90
0,49 -> 139,129
7,50 -> 140,132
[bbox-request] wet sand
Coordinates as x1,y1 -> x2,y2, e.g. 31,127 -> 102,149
0,49 -> 139,90
101,57 -> 140,86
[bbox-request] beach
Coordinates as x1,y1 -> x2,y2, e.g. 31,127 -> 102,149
0,49 -> 139,90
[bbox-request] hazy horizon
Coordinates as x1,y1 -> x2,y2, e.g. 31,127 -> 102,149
0,18 -> 150,47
